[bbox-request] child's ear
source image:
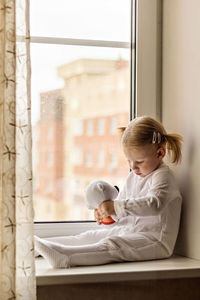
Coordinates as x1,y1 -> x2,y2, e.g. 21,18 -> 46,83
157,147 -> 166,159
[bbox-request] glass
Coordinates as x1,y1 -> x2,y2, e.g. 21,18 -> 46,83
30,0 -> 134,221
31,44 -> 131,221
30,0 -> 131,41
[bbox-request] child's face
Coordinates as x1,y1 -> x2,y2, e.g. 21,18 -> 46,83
123,144 -> 165,177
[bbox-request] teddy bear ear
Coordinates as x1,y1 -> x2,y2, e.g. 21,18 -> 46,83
97,183 -> 104,191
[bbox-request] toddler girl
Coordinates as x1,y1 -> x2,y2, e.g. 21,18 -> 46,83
35,116 -> 183,268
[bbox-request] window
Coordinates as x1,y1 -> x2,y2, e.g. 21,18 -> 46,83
31,0 -> 135,223
86,120 -> 93,136
110,116 -> 118,135
97,118 -> 105,136
30,1 -> 133,224
109,152 -> 118,170
31,1 -> 163,239
73,119 -> 83,136
97,150 -> 105,168
73,148 -> 83,166
85,152 -> 93,168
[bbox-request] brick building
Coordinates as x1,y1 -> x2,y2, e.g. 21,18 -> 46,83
34,89 -> 65,220
34,58 -> 130,221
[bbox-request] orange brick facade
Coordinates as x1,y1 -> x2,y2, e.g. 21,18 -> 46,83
74,113 -> 129,178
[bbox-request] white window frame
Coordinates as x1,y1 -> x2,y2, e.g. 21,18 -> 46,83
34,0 -> 162,237
135,0 -> 162,120
86,119 -> 93,136
97,118 -> 105,136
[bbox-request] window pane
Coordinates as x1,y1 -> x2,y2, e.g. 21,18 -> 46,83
31,44 -> 132,221
30,0 -> 131,41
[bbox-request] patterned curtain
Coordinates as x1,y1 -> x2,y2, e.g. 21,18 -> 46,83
0,0 -> 36,299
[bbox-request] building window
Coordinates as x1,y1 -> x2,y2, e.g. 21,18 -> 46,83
109,152 -> 118,170
97,118 -> 105,136
86,120 -> 93,136
110,116 -> 118,135
73,148 -> 83,166
85,152 -> 93,168
73,119 -> 83,136
97,150 -> 105,168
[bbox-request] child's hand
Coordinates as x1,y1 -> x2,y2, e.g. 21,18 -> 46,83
94,208 -> 102,225
98,200 -> 116,218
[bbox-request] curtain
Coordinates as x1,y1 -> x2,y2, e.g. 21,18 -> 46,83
0,0 -> 36,299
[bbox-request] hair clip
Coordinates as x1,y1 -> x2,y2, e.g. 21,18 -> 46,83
152,131 -> 157,144
157,132 -> 161,144
152,131 -> 162,144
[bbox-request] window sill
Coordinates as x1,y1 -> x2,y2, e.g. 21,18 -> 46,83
36,255 -> 200,286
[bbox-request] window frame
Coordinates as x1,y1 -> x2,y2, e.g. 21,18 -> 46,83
135,0 -> 162,120
33,0 -> 162,237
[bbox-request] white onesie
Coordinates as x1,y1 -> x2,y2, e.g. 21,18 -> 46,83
34,163 -> 182,268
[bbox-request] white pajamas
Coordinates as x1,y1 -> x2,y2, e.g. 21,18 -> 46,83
35,163 -> 182,268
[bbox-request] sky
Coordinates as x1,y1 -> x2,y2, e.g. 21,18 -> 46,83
30,0 -> 132,124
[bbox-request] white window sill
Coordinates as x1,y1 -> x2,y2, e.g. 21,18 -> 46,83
36,255 -> 200,286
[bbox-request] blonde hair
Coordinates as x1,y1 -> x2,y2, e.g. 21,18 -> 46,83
118,116 -> 183,164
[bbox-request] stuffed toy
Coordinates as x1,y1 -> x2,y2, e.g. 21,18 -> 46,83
85,180 -> 119,225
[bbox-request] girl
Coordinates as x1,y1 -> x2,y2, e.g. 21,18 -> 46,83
35,116 -> 183,268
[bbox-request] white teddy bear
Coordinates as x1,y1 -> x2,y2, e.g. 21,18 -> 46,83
85,180 -> 119,225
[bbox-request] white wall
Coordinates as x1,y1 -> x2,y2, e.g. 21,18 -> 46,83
162,0 -> 200,259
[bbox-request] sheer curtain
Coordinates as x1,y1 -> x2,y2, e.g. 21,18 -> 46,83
0,0 -> 36,299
